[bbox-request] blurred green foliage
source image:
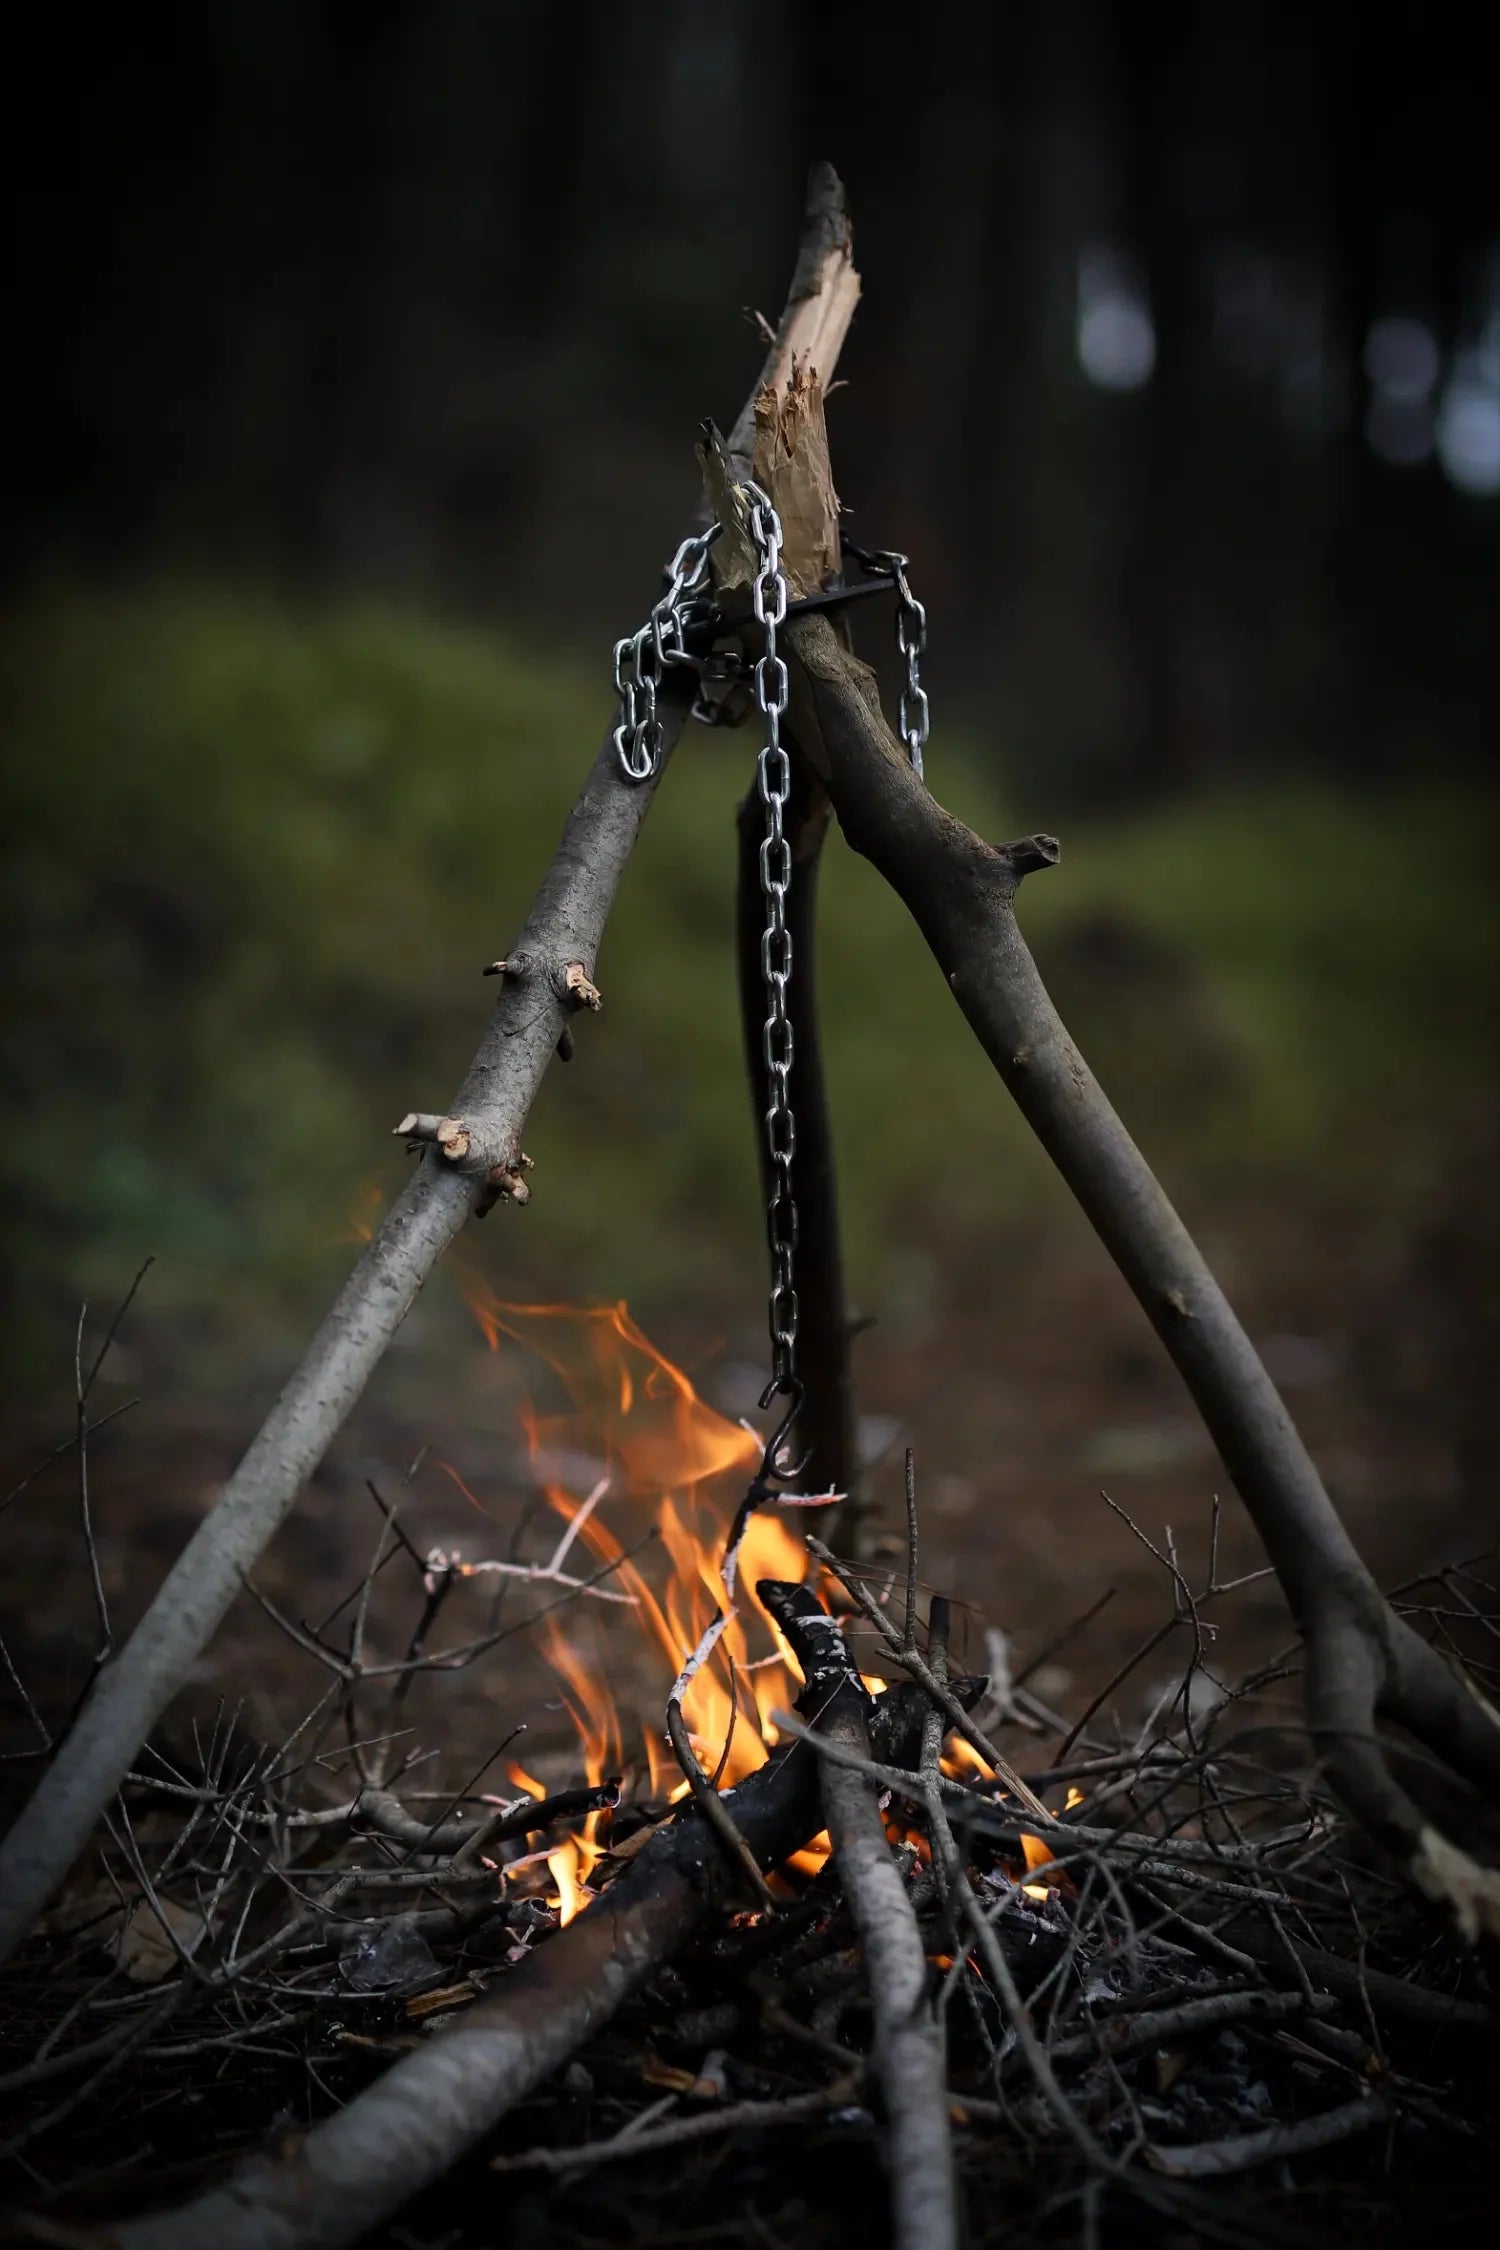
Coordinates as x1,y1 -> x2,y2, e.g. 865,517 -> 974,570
3,588 -> 1496,1385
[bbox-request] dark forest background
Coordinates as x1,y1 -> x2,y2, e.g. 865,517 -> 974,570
8,0 -> 1498,792
1,1 -> 1497,1688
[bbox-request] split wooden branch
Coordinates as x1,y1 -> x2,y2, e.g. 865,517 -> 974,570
0,166 -> 862,1968
723,160 -> 859,490
780,607 -> 1500,1936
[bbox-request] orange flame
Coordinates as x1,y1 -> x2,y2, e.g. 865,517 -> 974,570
786,1829 -> 832,1878
942,1736 -> 993,1783
459,1288 -> 823,1905
1018,1827 -> 1072,1901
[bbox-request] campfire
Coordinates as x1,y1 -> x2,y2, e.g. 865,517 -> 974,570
2,1284 -> 1494,2249
412,1291 -> 1054,1920
447,1291 -> 829,1905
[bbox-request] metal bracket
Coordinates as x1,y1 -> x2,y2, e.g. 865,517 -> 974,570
675,569 -> 899,728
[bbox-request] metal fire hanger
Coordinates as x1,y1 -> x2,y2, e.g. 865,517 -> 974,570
610,492 -> 931,1501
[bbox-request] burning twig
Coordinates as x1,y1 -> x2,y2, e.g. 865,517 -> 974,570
665,1700 -> 778,1914
658,1472 -> 841,1909
806,1533 -> 1049,1818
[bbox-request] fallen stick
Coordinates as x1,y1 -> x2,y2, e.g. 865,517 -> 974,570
761,1580 -> 958,2250
106,1676 -> 956,2250
1043,1985 -> 1331,2068
1145,2095 -> 1394,2180
0,164 -> 862,1966
490,2078 -> 860,2175
1198,1918 -> 1496,2036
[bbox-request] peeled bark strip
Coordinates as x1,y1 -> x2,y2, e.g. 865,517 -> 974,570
782,609 -> 1500,1935
112,1679 -> 953,2250
0,167 -> 862,1970
761,1581 -> 958,2250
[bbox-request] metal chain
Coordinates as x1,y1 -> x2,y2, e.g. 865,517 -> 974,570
612,524 -> 722,780
744,482 -> 799,1433
842,541 -> 930,781
612,506 -> 933,1480
892,558 -> 930,781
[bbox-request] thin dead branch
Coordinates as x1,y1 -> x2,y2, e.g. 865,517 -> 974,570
761,1579 -> 958,2250
776,605 -> 1500,1935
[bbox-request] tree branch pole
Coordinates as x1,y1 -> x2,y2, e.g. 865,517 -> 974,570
0,164 -> 862,1968
736,753 -> 861,1537
112,1677 -> 962,2250
782,611 -> 1500,1937
762,1581 -> 958,2250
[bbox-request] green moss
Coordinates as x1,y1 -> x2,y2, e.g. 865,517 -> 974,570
3,586 -> 1495,1384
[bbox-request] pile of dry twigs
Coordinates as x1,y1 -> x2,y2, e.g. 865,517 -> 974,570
2,1456 -> 1495,2250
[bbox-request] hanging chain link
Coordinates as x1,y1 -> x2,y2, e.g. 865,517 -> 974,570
842,541 -> 930,782
743,482 -> 800,1435
611,506 -> 932,1479
892,559 -> 930,781
612,525 -> 722,780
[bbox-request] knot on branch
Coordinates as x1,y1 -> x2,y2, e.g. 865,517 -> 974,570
999,833 -> 1061,882
477,1153 -> 534,1218
563,962 -> 602,1012
395,1115 -> 535,1216
394,1113 -> 471,1162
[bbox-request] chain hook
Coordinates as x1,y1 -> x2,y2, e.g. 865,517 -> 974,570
756,1375 -> 812,1490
